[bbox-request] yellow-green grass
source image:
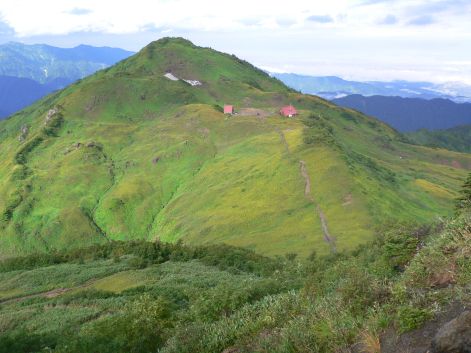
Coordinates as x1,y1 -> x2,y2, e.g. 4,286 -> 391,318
0,38 -> 470,258
89,270 -> 148,293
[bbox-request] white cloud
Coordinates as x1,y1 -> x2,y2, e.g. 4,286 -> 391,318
0,0 -> 469,84
3,0 -> 467,36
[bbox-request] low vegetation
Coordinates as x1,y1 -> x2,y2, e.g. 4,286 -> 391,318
406,125 -> 471,153
0,175 -> 469,353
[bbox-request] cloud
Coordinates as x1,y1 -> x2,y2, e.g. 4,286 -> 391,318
357,0 -> 393,5
238,18 -> 262,27
378,14 -> 397,25
0,18 -> 14,36
276,18 -> 296,27
0,0 -> 468,36
139,23 -> 171,33
0,0 -> 470,86
408,0 -> 470,15
306,15 -> 333,23
407,15 -> 435,26
66,8 -> 93,16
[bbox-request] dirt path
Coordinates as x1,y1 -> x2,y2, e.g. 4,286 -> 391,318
276,128 -> 290,154
0,287 -> 74,305
90,154 -> 116,242
238,108 -> 272,119
275,129 -> 336,251
0,278 -> 101,306
299,160 -> 337,252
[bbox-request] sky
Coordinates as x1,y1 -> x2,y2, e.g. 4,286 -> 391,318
0,0 -> 470,84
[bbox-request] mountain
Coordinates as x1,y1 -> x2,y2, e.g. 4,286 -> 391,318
332,94 -> 471,132
0,42 -> 134,84
0,37 -> 469,258
272,74 -> 390,97
0,42 -> 134,119
407,124 -> 471,153
0,75 -> 59,119
273,73 -> 471,102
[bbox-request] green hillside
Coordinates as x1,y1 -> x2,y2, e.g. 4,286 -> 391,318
1,209 -> 470,353
406,125 -> 471,153
0,37 -> 470,258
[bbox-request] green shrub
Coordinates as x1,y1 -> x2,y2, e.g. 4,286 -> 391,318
456,173 -> 471,211
128,256 -> 148,269
0,331 -> 57,353
397,306 -> 431,333
382,230 -> 420,272
58,295 -> 172,353
14,135 -> 44,164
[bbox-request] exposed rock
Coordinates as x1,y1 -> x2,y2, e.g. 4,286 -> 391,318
431,310 -> 471,353
86,141 -> 102,150
44,107 -> 59,125
18,124 -> 29,142
380,302 -> 467,352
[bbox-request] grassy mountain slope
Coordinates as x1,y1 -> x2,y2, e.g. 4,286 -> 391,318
0,38 -> 469,258
0,209 -> 469,353
407,124 -> 471,153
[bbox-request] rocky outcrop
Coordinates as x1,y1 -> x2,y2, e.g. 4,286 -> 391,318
18,124 -> 29,142
431,310 -> 471,353
63,141 -> 102,155
45,107 -> 59,125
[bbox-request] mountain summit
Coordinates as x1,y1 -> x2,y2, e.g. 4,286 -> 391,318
0,38 -> 469,257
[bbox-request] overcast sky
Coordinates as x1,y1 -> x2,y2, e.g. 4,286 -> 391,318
0,0 -> 470,84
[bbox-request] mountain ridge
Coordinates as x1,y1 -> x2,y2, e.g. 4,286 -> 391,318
332,94 -> 471,132
0,42 -> 135,119
0,41 -> 134,83
273,72 -> 471,102
0,37 -> 469,258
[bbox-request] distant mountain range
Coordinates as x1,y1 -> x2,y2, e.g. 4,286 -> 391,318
0,42 -> 134,119
0,75 -> 53,119
273,73 -> 471,103
0,42 -> 134,83
272,73 -> 471,132
332,94 -> 471,132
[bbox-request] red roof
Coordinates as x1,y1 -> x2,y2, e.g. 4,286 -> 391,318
280,105 -> 297,117
224,105 -> 234,114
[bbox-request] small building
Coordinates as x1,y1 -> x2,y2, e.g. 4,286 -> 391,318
280,105 -> 297,118
224,105 -> 234,115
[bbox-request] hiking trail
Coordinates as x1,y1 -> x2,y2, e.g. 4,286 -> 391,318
299,160 -> 337,252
